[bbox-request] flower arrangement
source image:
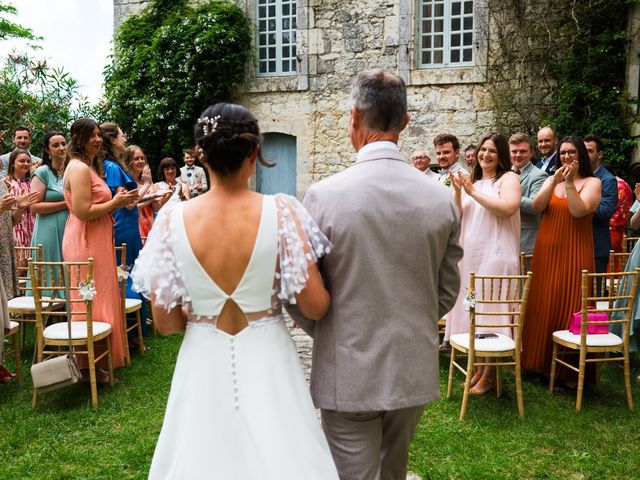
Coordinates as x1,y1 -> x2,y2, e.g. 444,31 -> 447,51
117,265 -> 130,282
78,280 -> 97,302
463,288 -> 476,311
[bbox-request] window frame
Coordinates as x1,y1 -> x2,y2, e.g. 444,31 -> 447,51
417,0 -> 475,69
256,0 -> 298,77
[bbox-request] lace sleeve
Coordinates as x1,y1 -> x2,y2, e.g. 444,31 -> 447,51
275,194 -> 332,304
130,206 -> 191,311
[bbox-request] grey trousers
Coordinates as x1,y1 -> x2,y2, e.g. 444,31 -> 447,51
321,404 -> 426,480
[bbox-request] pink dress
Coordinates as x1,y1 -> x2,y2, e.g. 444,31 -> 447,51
445,177 -> 521,339
62,161 -> 125,369
5,177 -> 34,247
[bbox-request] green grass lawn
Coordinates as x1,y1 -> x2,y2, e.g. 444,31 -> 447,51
2,333 -> 640,480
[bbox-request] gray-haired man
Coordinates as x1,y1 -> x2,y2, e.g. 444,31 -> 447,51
287,69 -> 462,479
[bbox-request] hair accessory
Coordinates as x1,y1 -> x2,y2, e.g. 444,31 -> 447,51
198,115 -> 221,136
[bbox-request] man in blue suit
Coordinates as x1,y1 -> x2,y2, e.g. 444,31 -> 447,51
535,126 -> 559,175
584,135 -> 617,283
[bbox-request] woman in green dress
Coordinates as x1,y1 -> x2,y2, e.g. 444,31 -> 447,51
30,131 -> 69,267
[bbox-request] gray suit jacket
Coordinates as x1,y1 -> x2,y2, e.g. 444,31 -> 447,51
518,162 -> 548,254
179,165 -> 208,196
287,145 -> 462,412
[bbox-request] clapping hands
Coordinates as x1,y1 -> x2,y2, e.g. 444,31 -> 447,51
16,191 -> 40,209
114,188 -> 139,209
0,194 -> 16,214
553,160 -> 578,186
141,165 -> 152,184
451,171 -> 474,195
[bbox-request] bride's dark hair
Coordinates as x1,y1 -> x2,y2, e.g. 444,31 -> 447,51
194,103 -> 274,176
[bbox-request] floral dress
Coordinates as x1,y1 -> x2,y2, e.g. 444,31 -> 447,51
4,177 -> 34,248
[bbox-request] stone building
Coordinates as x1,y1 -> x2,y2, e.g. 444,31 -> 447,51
114,0 -> 640,196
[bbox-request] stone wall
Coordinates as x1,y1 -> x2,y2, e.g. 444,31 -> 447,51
113,0 -> 150,31
115,0 -> 494,196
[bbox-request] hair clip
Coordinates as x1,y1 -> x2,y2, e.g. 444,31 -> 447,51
197,115 -> 221,136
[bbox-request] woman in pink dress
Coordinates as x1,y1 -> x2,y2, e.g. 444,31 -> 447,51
62,118 -> 138,377
445,132 -> 521,395
4,148 -> 35,249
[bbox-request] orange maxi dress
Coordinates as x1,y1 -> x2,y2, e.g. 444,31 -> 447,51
521,190 -> 595,376
62,161 -> 125,369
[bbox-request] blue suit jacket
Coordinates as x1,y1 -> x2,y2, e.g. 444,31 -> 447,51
535,151 -> 557,175
593,165 -> 618,258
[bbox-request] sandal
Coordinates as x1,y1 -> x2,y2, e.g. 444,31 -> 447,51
470,378 -> 495,396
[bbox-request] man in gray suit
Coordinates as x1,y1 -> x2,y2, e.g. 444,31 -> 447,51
179,149 -> 208,197
509,132 -> 548,254
287,69 -> 462,480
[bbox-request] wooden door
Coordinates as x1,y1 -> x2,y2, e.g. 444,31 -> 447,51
257,133 -> 296,196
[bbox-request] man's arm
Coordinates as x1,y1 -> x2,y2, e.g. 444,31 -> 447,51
595,174 -> 618,221
520,172 -> 548,215
438,210 -> 463,319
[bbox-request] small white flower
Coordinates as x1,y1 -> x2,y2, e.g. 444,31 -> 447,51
78,280 -> 97,302
463,289 -> 476,311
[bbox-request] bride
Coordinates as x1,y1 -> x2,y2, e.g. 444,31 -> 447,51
131,103 -> 339,479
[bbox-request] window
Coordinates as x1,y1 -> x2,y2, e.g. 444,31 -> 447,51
418,0 -> 474,68
257,0 -> 297,76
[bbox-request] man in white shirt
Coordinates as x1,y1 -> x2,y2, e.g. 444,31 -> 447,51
411,149 -> 437,178
179,149 -> 208,197
433,133 -> 464,186
0,126 -> 42,178
535,126 -> 558,175
463,145 -> 476,171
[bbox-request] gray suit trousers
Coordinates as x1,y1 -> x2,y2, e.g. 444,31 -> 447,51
321,405 -> 426,480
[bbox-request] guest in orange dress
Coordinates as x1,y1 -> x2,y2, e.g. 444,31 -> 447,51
522,136 -> 602,383
62,119 -> 138,376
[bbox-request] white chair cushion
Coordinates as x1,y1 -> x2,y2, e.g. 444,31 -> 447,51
8,320 -> 18,330
125,298 -> 142,309
43,321 -> 111,340
8,296 -> 61,310
450,333 -> 515,352
553,330 -> 623,347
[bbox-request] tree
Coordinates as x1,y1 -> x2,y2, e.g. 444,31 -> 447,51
103,0 -> 252,171
0,55 -> 98,155
485,0 -> 638,173
0,4 -> 39,42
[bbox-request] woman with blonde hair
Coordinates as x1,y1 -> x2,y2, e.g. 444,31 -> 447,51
122,145 -> 170,238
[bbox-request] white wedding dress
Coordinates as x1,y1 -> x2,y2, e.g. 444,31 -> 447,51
131,194 -> 338,480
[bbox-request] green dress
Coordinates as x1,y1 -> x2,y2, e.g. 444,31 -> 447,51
31,166 -> 68,265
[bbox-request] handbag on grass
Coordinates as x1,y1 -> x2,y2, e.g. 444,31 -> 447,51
569,309 -> 609,335
30,265 -> 82,393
